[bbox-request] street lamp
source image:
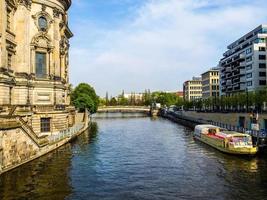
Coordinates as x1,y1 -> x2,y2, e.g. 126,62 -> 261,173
246,88 -> 249,113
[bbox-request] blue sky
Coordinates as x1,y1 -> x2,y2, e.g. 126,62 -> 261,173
68,0 -> 267,97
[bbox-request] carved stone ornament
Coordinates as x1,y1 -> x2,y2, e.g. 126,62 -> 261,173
32,10 -> 53,33
31,32 -> 53,49
18,0 -> 32,9
53,8 -> 62,18
6,0 -> 17,8
59,36 -> 69,55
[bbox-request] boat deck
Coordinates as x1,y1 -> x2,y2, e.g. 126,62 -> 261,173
207,134 -> 224,140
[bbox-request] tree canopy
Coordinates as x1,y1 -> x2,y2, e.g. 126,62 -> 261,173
71,83 -> 99,113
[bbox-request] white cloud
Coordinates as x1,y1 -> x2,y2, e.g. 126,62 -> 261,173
69,0 -> 267,96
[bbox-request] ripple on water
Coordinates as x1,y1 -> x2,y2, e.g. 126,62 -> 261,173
1,116 -> 267,200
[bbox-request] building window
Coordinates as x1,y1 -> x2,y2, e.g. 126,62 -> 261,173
247,81 -> 252,86
246,64 -> 252,70
259,47 -> 266,51
246,48 -> 252,54
259,72 -> 266,77
259,55 -> 266,60
246,56 -> 252,62
35,52 -> 47,78
38,16 -> 48,31
7,53 -> 12,69
259,80 -> 266,85
6,8 -> 11,30
246,73 -> 252,78
255,38 -> 265,44
41,118 -> 51,132
259,63 -> 266,69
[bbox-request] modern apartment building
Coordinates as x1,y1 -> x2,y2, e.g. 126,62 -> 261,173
220,25 -> 267,95
201,67 -> 220,99
183,77 -> 202,101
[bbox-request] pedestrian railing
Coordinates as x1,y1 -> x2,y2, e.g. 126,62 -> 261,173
48,123 -> 84,144
165,109 -> 267,139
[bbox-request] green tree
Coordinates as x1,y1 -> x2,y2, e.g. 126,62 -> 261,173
73,93 -> 95,113
110,97 -> 118,106
117,90 -> 129,105
151,91 -> 182,107
71,83 -> 99,113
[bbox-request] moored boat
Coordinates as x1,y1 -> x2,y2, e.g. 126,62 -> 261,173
194,125 -> 258,155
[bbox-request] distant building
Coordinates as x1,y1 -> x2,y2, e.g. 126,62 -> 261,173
176,91 -> 184,98
201,68 -> 220,99
220,25 -> 267,95
165,91 -> 183,98
183,77 -> 202,101
123,93 -> 144,102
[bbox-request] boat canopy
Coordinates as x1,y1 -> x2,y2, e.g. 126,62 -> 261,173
194,125 -> 220,136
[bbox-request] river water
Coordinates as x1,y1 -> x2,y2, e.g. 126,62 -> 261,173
1,113 -> 267,200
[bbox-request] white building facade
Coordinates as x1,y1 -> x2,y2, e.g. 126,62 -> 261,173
220,25 -> 267,95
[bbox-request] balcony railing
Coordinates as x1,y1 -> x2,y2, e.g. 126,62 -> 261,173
225,67 -> 232,72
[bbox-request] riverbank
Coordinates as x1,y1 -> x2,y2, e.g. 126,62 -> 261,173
0,111 -> 90,175
160,109 -> 267,148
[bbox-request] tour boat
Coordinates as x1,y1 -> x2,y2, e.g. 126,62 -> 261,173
194,125 -> 258,155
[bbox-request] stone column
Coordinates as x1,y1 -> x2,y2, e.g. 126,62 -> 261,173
0,132 -> 3,172
53,9 -> 61,79
14,3 -> 31,74
30,46 -> 35,74
60,54 -> 65,79
0,1 -> 6,69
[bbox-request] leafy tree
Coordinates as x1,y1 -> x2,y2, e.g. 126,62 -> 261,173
73,93 -> 95,113
117,90 -> 129,105
71,83 -> 99,113
152,92 -> 182,107
110,97 -> 118,106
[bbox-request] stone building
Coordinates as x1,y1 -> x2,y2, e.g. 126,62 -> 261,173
183,77 -> 202,101
0,0 -> 75,135
0,0 -> 89,174
201,67 -> 220,99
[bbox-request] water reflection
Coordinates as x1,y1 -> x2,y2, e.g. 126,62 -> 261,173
0,127 -> 94,200
0,144 -> 72,200
1,116 -> 267,200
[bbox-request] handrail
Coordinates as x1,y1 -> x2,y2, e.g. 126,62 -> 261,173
97,106 -> 150,111
48,123 -> 84,144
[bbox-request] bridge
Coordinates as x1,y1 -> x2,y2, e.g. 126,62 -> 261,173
97,106 -> 151,114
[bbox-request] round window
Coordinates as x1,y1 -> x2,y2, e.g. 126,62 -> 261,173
38,16 -> 48,31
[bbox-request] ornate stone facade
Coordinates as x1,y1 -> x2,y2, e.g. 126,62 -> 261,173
0,0 -> 75,135
0,0 -> 90,174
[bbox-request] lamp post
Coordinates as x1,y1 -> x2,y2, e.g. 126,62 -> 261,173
246,88 -> 249,113
215,94 -> 217,111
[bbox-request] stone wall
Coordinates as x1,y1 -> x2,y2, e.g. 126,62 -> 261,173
183,111 -> 267,129
0,128 -> 39,171
0,110 -> 89,174
0,85 -> 10,105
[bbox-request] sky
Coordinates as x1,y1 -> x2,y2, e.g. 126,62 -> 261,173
68,0 -> 267,97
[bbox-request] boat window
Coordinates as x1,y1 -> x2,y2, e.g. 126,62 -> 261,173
208,129 -> 216,134
230,136 -> 252,146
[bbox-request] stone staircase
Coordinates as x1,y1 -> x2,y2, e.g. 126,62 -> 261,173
17,117 -> 49,148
